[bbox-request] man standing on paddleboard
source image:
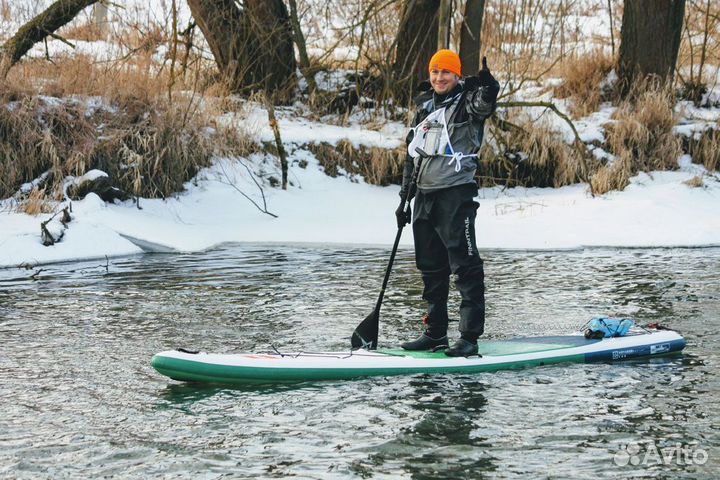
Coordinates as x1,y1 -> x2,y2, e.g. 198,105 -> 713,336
397,49 -> 499,357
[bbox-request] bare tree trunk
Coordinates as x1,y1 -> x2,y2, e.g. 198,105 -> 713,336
459,0 -> 485,75
245,0 -> 296,99
186,0 -> 296,100
287,0 -> 317,96
93,2 -> 107,34
168,0 -> 179,102
263,95 -> 288,190
392,0 -> 440,101
186,0 -> 245,88
437,0 -> 451,50
617,0 -> 685,97
0,0 -> 98,79
697,0 -> 711,86
606,0 -> 615,57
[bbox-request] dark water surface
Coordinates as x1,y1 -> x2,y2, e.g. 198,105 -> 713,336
1,245 -> 718,479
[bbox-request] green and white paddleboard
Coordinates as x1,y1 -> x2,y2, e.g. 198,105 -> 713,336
151,329 -> 685,385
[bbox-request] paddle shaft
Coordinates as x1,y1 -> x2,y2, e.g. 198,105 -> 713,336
372,224 -> 404,314
371,153 -> 425,316
351,149 -> 427,349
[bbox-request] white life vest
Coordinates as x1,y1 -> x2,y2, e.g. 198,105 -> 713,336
407,96 -> 478,173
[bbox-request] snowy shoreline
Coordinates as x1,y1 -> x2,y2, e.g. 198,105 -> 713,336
2,151 -> 718,269
2,96 -> 719,269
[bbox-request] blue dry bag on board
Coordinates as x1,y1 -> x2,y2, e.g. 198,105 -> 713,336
584,317 -> 634,339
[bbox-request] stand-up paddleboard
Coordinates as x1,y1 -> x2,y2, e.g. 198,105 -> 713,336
151,328 -> 685,385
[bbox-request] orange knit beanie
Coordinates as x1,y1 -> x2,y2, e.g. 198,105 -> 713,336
428,49 -> 462,77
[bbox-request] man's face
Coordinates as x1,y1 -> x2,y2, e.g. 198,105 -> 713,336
430,69 -> 459,95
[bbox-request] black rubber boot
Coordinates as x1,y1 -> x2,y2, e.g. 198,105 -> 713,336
401,332 -> 449,351
444,338 -> 480,357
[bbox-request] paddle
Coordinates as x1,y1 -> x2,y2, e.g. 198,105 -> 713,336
351,148 -> 427,350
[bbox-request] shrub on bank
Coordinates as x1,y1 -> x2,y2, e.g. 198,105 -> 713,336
477,117 -> 585,190
554,49 -> 615,118
0,93 -> 254,210
592,84 -> 682,194
0,52 -> 714,208
307,140 -> 404,186
685,125 -> 720,172
0,96 -> 96,202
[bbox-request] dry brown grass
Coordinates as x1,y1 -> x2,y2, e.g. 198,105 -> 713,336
307,140 -> 404,186
554,49 -> 615,117
478,120 -> 584,189
479,86 -> 685,195
59,20 -> 107,42
0,91 -> 253,211
606,85 -> 681,165
4,55 -> 168,106
686,127 -> 720,172
521,126 -> 581,187
683,175 -> 705,188
91,103 -> 215,198
590,156 -> 632,194
588,84 -> 682,194
0,19 -> 273,213
0,96 -> 96,200
18,186 -> 56,214
0,32 -> 257,211
677,0 -> 720,104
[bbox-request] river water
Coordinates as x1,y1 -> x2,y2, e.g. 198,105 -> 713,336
1,245 -> 718,479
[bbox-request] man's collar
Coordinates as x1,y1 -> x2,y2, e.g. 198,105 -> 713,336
414,81 -> 463,108
432,83 -> 463,108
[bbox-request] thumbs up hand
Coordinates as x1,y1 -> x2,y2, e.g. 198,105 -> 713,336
476,56 -> 499,102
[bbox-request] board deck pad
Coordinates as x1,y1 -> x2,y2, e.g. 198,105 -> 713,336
382,335 -> 600,359
151,330 -> 686,385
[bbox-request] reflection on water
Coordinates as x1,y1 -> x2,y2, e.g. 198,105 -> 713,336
1,245 -> 718,478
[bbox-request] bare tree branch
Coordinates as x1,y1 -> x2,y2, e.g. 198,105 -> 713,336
217,159 -> 278,218
498,100 -> 594,194
0,0 -> 98,79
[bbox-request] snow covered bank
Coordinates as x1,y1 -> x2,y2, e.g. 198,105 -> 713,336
1,148 -> 718,268
219,103 -> 406,150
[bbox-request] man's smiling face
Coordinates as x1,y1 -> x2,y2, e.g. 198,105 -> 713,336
430,68 -> 459,95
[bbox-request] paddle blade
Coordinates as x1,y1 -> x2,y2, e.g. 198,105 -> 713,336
351,309 -> 379,350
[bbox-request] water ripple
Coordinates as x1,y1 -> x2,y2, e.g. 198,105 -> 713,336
1,245 -> 718,478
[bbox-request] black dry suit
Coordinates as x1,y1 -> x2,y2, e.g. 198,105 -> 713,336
400,79 -> 498,340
